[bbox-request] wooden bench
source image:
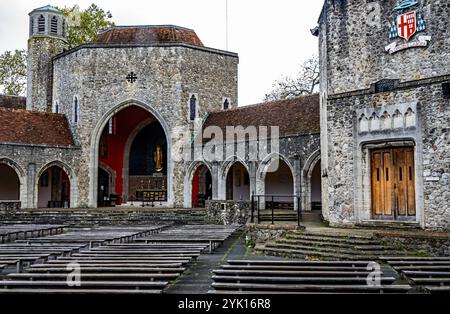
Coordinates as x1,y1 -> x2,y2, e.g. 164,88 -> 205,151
210,282 -> 412,293
26,266 -> 186,273
0,288 -> 162,294
0,280 -> 168,290
211,275 -> 396,285
226,260 -> 373,267
7,272 -> 180,281
213,269 -> 376,278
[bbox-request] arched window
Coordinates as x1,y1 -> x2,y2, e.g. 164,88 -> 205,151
73,97 -> 79,124
223,98 -> 230,110
38,15 -> 45,33
54,101 -> 59,114
50,16 -> 58,35
189,94 -> 197,121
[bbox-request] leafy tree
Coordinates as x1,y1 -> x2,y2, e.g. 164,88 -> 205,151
264,55 -> 320,101
59,4 -> 115,48
0,50 -> 27,96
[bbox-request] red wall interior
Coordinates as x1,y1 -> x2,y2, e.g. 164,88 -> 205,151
99,106 -> 152,204
191,165 -> 203,207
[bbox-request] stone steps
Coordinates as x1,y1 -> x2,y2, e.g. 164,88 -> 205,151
255,230 -> 414,261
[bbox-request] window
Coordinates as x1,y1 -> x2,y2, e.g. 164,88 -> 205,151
50,16 -> 58,35
30,18 -> 34,35
38,15 -> 45,33
189,94 -> 197,121
53,101 -> 59,114
73,97 -> 79,124
223,98 -> 230,110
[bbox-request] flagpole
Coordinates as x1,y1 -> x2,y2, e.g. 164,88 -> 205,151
225,0 -> 229,50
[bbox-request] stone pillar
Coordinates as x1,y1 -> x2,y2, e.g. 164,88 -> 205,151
211,161 -> 220,200
248,161 -> 257,197
27,163 -> 37,209
293,157 -> 302,211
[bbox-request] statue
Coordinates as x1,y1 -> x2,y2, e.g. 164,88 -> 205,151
154,144 -> 163,172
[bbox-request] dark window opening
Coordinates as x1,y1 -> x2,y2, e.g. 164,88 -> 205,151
386,168 -> 389,181
38,15 -> 45,33
223,99 -> 230,110
189,95 -> 197,121
50,16 -> 58,34
399,167 -> 403,181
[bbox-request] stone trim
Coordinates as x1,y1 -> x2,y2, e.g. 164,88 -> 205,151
302,149 -> 321,212
328,75 -> 450,100
53,43 -> 239,61
183,160 -> 213,208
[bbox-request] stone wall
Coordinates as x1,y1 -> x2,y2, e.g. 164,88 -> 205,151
318,0 -> 450,231
245,223 -> 302,244
0,201 -> 21,213
206,200 -> 250,225
320,0 -> 449,95
52,44 -> 238,208
324,78 -> 450,230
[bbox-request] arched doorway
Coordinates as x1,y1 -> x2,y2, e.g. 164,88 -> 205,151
264,158 -> 294,209
0,163 -> 20,201
192,164 -> 212,208
37,166 -> 70,208
225,162 -> 250,201
310,160 -> 322,211
97,105 -> 168,206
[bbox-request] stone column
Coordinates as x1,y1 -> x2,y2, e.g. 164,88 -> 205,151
27,163 -> 37,209
293,157 -> 302,211
211,161 -> 220,200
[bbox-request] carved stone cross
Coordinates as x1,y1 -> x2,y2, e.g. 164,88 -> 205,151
126,72 -> 137,83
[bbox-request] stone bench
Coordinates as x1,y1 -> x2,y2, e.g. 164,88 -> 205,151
29,262 -> 184,268
424,286 -> 450,294
411,278 -> 450,285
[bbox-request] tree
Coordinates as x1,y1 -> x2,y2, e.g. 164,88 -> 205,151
0,50 -> 27,96
264,55 -> 320,102
59,4 -> 115,48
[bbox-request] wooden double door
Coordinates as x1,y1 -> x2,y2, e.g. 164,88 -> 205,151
371,147 -> 416,220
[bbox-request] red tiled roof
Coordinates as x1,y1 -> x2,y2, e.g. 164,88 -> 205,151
203,94 -> 320,138
0,95 -> 26,110
95,25 -> 204,47
0,108 -> 74,146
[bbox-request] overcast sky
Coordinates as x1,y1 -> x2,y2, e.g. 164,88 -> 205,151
0,0 -> 323,105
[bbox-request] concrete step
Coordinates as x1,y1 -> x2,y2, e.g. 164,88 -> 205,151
285,233 -> 379,245
275,239 -> 396,251
255,246 -> 380,260
264,242 -> 406,256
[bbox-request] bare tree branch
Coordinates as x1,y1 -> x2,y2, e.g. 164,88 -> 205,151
264,55 -> 319,102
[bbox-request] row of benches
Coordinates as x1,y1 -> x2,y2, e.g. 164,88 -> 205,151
0,224 -> 171,273
209,260 -> 413,294
381,256 -> 450,294
136,224 -> 240,252
0,224 -> 67,243
0,224 -> 240,294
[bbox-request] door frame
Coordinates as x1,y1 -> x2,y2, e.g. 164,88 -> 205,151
354,139 -> 424,227
370,146 -> 416,221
